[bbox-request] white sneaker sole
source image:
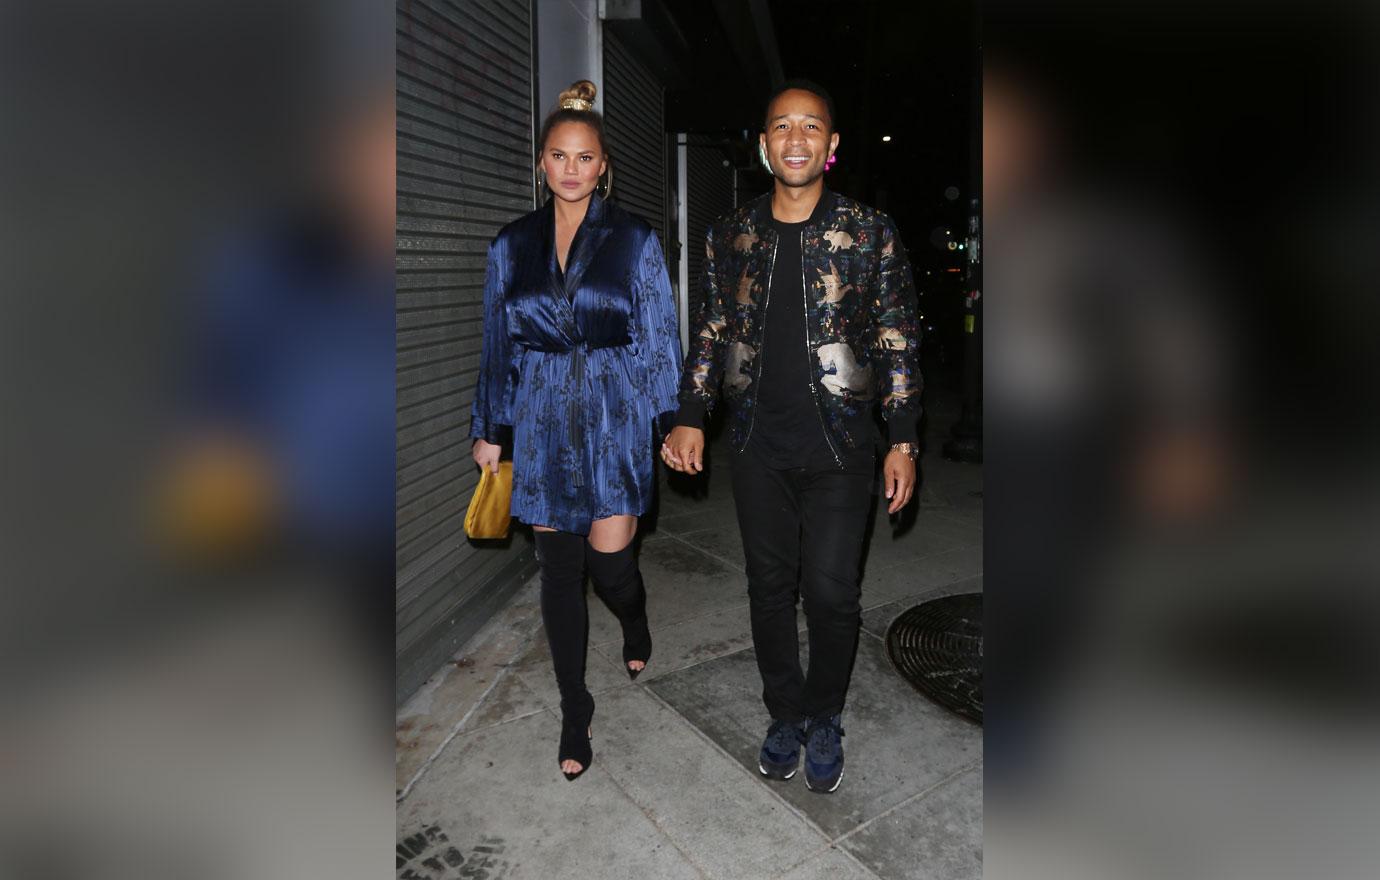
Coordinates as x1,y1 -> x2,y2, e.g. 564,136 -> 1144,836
759,762 -> 797,780
805,767 -> 843,793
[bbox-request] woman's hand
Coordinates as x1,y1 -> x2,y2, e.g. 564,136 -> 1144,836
661,426 -> 705,473
472,438 -> 502,474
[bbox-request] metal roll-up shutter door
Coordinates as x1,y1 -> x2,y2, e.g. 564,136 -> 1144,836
602,31 -> 667,243
396,0 -> 538,702
685,136 -> 736,329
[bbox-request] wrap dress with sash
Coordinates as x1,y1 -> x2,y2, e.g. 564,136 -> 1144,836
469,194 -> 683,535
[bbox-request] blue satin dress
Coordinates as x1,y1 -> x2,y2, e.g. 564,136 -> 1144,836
469,194 -> 683,535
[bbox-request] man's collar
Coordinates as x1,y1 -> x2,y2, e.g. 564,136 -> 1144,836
751,186 -> 836,227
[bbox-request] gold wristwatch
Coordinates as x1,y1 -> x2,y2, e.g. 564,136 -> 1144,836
890,442 -> 919,461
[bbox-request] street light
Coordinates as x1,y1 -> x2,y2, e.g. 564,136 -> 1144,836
881,135 -> 892,142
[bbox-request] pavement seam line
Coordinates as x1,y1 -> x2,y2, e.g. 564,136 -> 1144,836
767,842 -> 887,880
591,599 -> 752,645
871,558 -> 983,594
587,597 -> 751,650
662,529 -> 746,574
586,733 -> 713,880
593,638 -> 760,687
869,542 -> 978,571
831,845 -> 889,880
595,616 -> 827,685
440,702 -> 548,738
826,758 -> 982,848
396,628 -> 540,804
659,500 -> 979,579
638,684 -> 836,849
419,651 -> 629,741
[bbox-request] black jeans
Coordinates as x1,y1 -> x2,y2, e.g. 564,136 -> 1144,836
731,440 -> 875,721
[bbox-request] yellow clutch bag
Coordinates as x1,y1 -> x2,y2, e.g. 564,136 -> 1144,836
464,461 -> 513,539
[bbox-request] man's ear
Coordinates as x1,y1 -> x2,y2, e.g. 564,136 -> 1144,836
757,135 -> 772,174
828,131 -> 840,159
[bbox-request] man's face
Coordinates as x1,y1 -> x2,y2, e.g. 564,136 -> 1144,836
761,89 -> 839,188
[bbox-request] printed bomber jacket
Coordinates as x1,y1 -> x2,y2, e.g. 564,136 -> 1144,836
676,188 -> 922,461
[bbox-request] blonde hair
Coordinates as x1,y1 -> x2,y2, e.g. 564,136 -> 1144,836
537,80 -> 613,198
557,80 -> 597,112
539,80 -> 604,152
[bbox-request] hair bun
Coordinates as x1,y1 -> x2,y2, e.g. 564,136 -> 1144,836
558,80 -> 597,112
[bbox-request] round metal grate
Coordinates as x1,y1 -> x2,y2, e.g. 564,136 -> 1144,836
885,594 -> 983,723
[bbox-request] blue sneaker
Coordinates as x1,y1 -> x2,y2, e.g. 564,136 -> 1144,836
803,714 -> 846,793
758,719 -> 805,780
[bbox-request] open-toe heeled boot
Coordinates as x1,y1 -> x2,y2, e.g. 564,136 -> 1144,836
558,694 -> 595,781
587,543 -> 653,680
621,615 -> 652,681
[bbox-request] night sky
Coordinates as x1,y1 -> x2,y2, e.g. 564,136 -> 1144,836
665,0 -> 976,233
663,0 -> 979,368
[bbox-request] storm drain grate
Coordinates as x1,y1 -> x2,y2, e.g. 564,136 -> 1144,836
884,594 -> 983,723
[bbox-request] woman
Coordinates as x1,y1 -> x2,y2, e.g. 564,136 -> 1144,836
469,81 -> 682,781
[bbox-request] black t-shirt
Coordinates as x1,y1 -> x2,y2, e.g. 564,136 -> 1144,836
750,218 -> 872,472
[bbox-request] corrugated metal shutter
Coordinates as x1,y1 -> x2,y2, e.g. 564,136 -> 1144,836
602,30 -> 666,242
396,0 -> 538,702
685,136 -> 736,328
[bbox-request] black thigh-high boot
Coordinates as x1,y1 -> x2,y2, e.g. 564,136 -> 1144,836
585,542 -> 652,680
535,530 -> 594,779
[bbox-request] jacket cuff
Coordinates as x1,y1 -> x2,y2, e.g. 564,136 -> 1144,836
884,412 -> 919,448
654,410 -> 678,442
674,398 -> 707,429
473,423 -> 512,448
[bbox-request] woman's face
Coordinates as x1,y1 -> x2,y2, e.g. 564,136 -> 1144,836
541,121 -> 607,204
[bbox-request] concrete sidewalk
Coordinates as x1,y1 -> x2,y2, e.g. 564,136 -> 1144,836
397,395 -> 983,880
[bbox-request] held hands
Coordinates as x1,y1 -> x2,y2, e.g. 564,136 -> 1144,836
883,448 -> 917,514
472,438 -> 502,474
660,426 -> 705,473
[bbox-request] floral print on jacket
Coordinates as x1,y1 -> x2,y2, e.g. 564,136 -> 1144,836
678,189 -> 922,460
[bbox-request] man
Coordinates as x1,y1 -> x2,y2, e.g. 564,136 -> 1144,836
663,80 -> 921,793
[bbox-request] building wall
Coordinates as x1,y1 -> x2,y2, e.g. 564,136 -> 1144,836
601,29 -> 667,244
395,0 -> 540,702
395,0 -> 681,703
536,0 -> 602,122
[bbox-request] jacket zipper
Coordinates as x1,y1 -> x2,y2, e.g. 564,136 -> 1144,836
742,238 -> 778,448
801,230 -> 843,469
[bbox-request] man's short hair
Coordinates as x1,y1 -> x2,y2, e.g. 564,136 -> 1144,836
764,79 -> 837,132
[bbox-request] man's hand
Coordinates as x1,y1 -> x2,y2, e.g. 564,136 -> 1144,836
472,438 -> 502,474
661,426 -> 705,473
883,449 -> 916,514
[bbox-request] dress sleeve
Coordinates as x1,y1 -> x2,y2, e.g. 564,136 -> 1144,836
469,235 -> 513,446
633,231 -> 684,441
